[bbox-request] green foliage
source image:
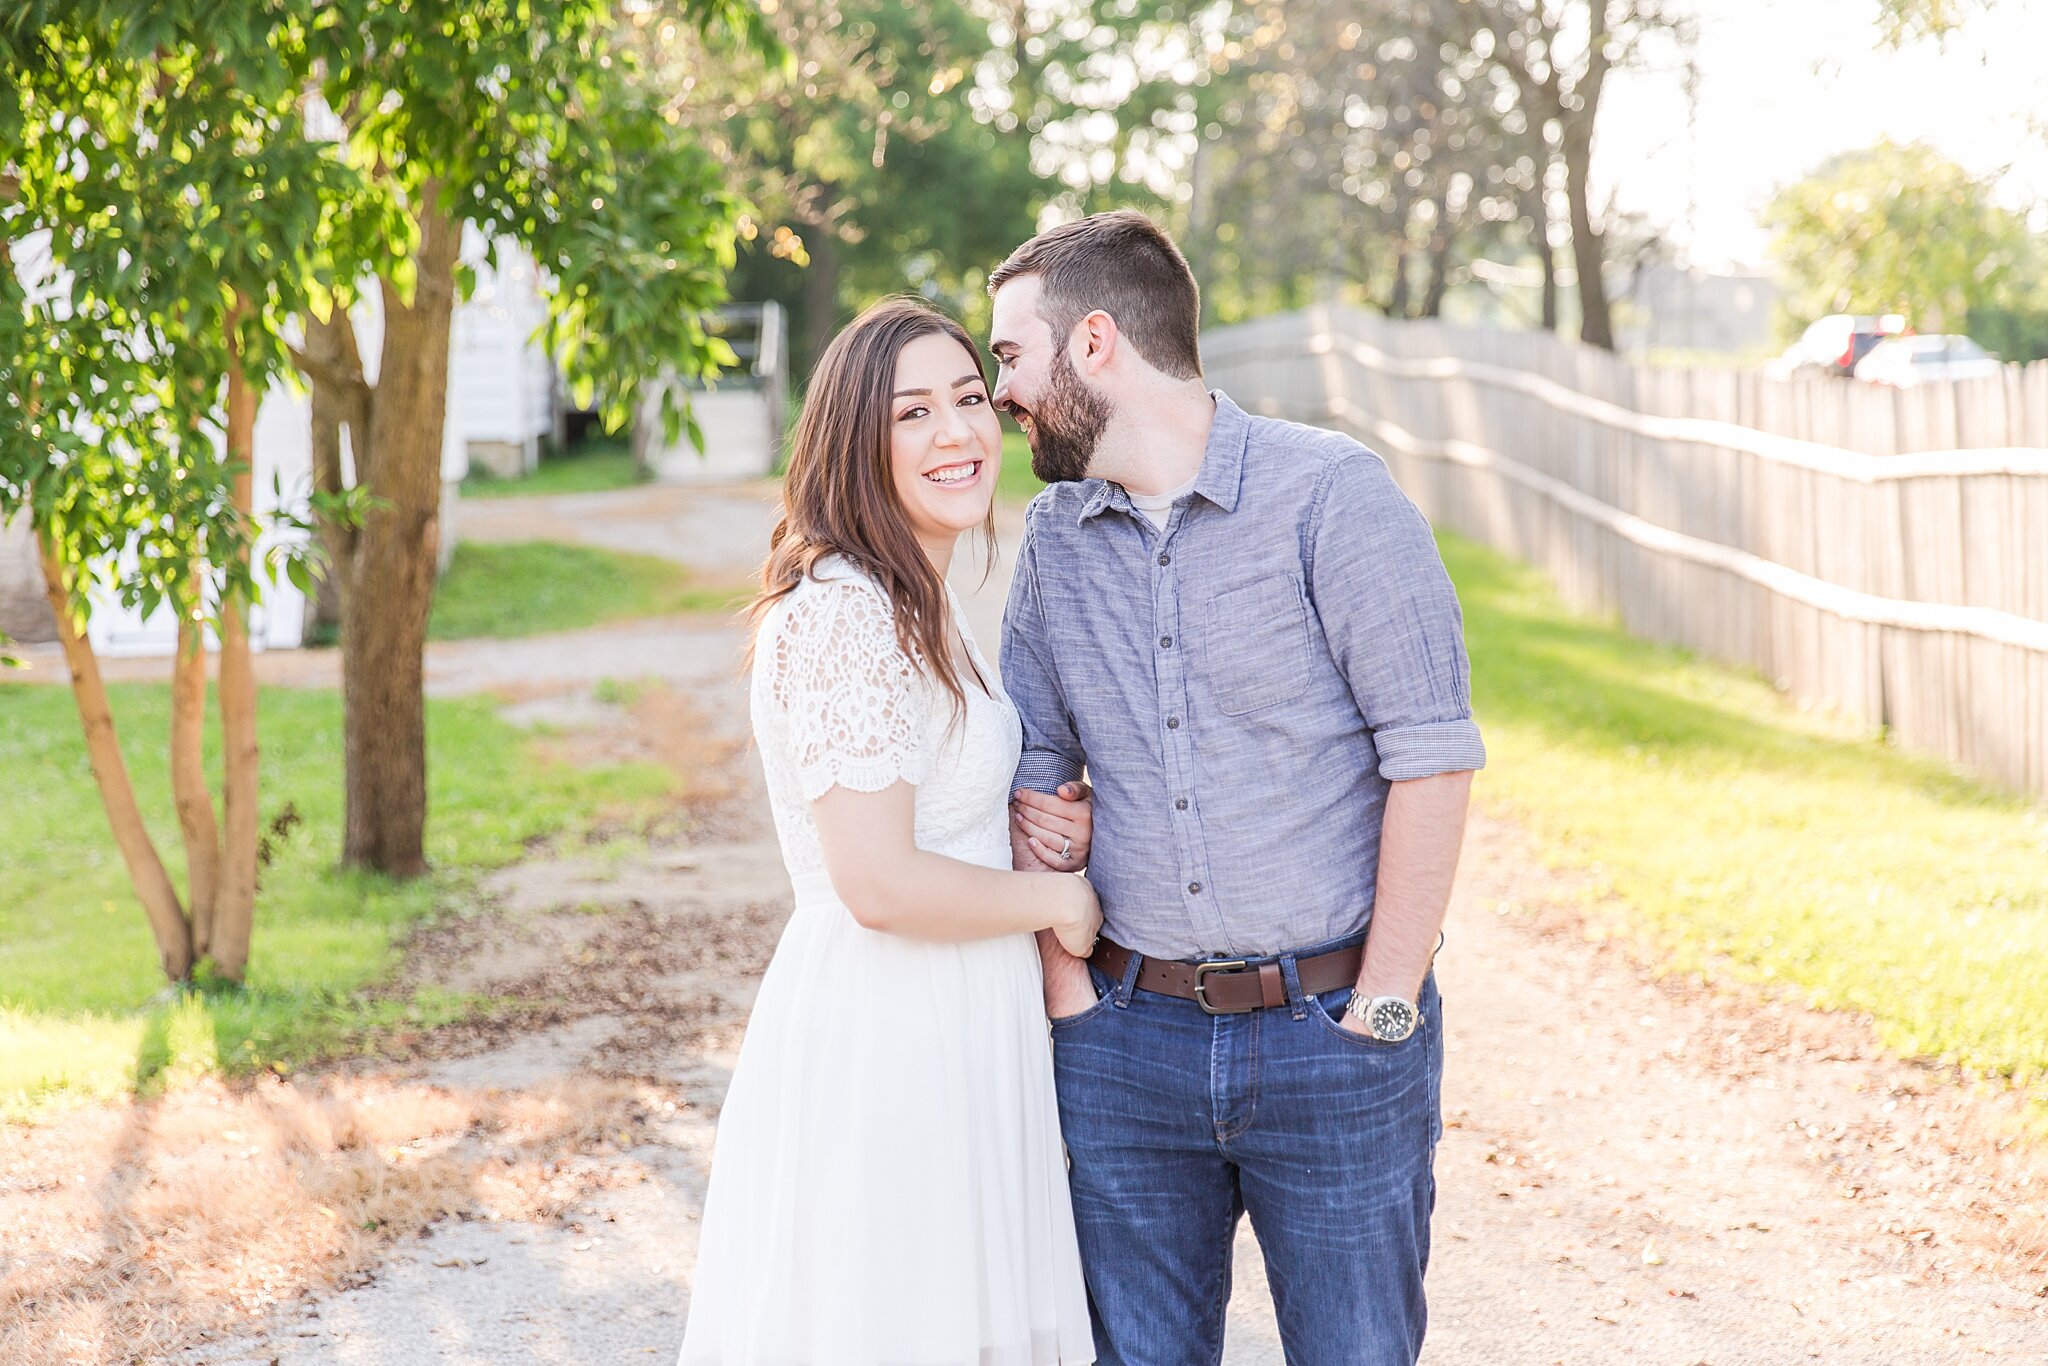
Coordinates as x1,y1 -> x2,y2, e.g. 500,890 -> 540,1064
994,429 -> 1044,504
1,0 -> 770,607
0,2 -> 396,628
1193,2 -> 1533,323
427,541 -> 747,641
1763,140 -> 2041,336
660,0 -> 1042,373
1450,535 -> 2048,1092
1966,303 -> 2048,364
0,679 -> 674,1110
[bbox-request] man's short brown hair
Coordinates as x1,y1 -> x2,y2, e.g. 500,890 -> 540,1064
988,210 -> 1202,381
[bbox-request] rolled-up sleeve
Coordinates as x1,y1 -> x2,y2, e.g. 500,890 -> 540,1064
1309,452 -> 1486,781
1001,501 -> 1086,794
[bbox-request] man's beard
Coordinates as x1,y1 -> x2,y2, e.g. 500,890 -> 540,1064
1017,346 -> 1112,484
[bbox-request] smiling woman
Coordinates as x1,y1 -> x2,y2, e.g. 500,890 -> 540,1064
683,295 -> 1099,1364
886,331 -> 1005,571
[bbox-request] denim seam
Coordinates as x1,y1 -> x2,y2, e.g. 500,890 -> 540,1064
1216,1014 -> 1260,1145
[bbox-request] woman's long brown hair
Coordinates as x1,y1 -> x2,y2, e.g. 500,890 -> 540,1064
747,296 -> 997,714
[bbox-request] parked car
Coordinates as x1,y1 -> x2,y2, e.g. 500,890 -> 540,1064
1766,313 -> 1908,379
1851,334 -> 2002,387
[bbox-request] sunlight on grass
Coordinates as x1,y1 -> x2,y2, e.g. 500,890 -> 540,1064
461,436 -> 645,498
428,540 -> 750,640
1448,534 -> 2048,1090
0,681 -> 674,1112
995,429 -> 1042,504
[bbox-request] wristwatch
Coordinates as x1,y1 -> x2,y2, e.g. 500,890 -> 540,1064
1346,992 -> 1421,1042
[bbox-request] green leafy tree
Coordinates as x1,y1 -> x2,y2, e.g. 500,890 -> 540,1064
1194,0 -> 1536,325
656,0 -> 1043,374
5,0 -> 771,952
280,0 -> 768,877
0,4 -> 354,982
1762,140 -> 2036,336
1432,0 -> 1696,351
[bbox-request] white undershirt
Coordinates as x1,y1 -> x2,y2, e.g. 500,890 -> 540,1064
1126,472 -> 1200,531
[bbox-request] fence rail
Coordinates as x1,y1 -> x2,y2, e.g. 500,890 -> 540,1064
1202,306 -> 2048,799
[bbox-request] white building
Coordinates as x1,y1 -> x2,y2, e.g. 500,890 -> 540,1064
0,232 -> 559,654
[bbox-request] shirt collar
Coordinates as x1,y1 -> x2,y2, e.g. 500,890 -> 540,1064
1076,389 -> 1249,525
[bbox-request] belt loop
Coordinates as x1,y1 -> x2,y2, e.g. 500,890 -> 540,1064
1112,944 -> 1144,1009
1278,954 -> 1308,1020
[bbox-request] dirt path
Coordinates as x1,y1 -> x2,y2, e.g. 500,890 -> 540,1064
174,487 -> 2045,1364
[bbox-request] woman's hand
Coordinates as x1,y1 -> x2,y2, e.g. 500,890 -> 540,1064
1051,875 -> 1103,960
1012,781 -> 1092,872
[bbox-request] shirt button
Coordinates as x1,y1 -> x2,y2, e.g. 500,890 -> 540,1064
1157,553 -> 1171,566
1159,635 -> 1172,648
1175,797 -> 1188,811
1188,882 -> 1202,895
1166,716 -> 1180,730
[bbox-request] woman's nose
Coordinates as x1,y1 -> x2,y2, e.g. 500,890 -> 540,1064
935,404 -> 969,444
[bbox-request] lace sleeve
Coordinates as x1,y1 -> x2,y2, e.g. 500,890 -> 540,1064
761,577 -> 931,801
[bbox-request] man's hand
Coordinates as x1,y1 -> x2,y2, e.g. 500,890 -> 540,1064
1039,931 -> 1100,1019
1012,782 -> 1092,872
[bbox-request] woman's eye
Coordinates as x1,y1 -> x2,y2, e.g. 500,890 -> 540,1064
959,393 -> 986,406
897,406 -> 928,422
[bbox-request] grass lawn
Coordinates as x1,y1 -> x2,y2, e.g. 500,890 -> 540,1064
429,540 -> 751,641
995,429 -> 1043,504
0,682 -> 675,1114
1449,534 -> 2048,1095
461,436 -> 645,498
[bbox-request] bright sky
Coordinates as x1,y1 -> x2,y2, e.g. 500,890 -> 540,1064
1595,0 -> 2048,272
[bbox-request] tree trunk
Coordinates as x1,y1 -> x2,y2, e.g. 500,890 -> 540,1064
170,613 -> 220,957
801,226 -> 841,380
1529,183 -> 1559,332
1561,119 -> 1613,350
304,310 -> 364,644
212,311 -> 261,980
37,539 -> 193,983
1419,190 -> 1454,320
340,195 -> 460,877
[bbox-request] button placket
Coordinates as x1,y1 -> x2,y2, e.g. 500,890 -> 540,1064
1151,519 -> 1225,946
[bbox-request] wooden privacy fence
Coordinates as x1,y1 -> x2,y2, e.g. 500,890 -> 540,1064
1202,305 -> 2048,800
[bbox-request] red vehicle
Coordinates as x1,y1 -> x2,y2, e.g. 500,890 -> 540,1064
1767,313 -> 1909,379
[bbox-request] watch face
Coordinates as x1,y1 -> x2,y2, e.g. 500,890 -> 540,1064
1368,997 -> 1418,1041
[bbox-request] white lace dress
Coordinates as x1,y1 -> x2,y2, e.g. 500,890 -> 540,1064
677,558 -> 1094,1366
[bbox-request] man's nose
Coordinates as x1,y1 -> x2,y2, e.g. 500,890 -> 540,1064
992,368 -> 1013,407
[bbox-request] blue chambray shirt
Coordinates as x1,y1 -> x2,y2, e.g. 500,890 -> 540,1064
1002,391 -> 1485,961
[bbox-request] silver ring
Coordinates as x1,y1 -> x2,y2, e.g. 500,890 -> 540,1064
1059,836 -> 1073,860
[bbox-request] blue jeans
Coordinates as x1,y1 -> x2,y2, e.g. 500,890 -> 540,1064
1050,938 -> 1443,1366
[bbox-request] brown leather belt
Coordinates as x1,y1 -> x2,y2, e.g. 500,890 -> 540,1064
1089,936 -> 1363,1015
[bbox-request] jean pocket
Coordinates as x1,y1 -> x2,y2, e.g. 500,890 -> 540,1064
1049,966 -> 1117,1031
1192,575 -> 1313,716
1306,988 -> 1424,1051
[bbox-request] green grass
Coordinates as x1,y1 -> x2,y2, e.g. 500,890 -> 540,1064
461,436 -> 646,498
1449,534 -> 2048,1094
0,682 -> 675,1114
428,540 -> 750,641
995,429 -> 1044,504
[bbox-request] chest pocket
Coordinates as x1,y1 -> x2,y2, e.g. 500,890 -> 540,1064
1193,574 -> 1314,716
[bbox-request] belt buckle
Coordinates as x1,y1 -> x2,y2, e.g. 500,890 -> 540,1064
1192,959 -> 1250,1015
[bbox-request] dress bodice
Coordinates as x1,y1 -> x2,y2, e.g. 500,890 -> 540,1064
750,558 -> 1022,894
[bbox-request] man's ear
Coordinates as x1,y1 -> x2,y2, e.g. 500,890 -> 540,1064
1076,309 -> 1118,374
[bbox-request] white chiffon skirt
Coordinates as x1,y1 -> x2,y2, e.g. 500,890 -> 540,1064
677,872 -> 1095,1366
